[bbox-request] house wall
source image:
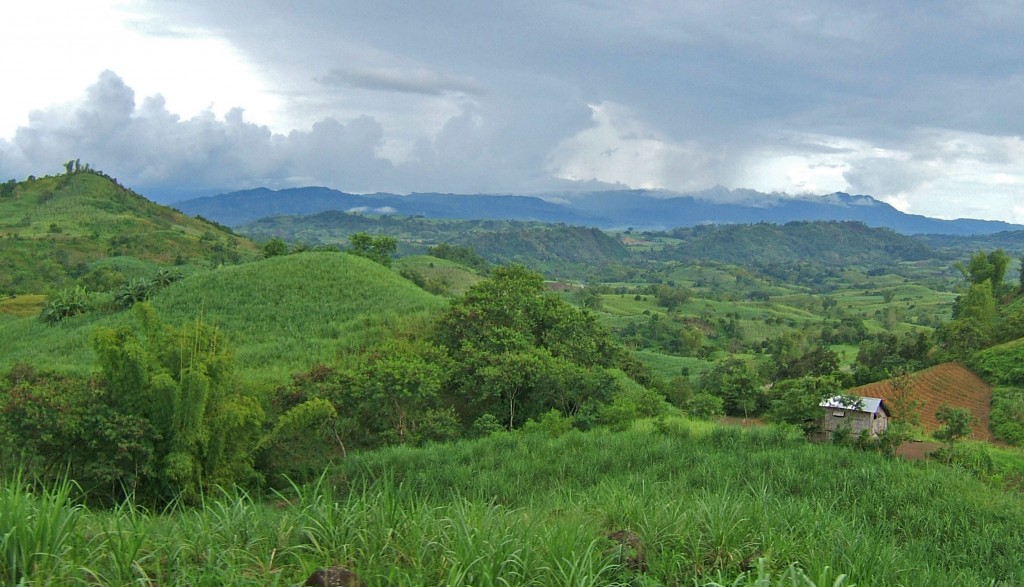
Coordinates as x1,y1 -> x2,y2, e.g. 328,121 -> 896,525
871,412 -> 888,436
822,408 -> 884,439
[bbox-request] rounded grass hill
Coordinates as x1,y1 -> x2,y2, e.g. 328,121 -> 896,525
0,171 -> 258,294
0,252 -> 446,385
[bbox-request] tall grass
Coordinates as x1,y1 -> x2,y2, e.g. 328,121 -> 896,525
0,475 -> 82,584
3,421 -> 1024,585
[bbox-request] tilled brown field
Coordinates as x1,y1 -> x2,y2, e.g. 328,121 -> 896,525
849,362 -> 993,441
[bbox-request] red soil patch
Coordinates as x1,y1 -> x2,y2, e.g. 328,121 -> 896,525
894,441 -> 942,461
545,281 -> 580,292
621,237 -> 656,246
849,362 -> 993,442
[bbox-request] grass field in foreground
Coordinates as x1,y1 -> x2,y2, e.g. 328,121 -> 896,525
5,420 -> 1023,586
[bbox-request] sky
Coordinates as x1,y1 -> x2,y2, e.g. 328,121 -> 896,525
1,1 -> 1024,222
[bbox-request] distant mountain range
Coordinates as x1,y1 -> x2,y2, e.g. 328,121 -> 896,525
175,186 -> 1023,236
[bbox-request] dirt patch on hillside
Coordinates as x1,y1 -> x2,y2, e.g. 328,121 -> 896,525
894,441 -> 942,461
849,362 -> 993,442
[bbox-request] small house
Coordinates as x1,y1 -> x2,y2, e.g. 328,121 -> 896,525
819,395 -> 889,440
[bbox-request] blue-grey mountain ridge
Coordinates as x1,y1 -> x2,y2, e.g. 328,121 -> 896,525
175,187 -> 1022,236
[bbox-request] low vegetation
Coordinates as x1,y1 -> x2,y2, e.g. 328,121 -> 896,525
4,422 -> 1024,586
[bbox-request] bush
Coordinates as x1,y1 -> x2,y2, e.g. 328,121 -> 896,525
470,413 -> 505,437
653,416 -> 691,438
687,392 -> 724,420
970,338 -> 1024,386
39,286 -> 90,323
599,378 -> 670,431
990,386 -> 1024,445
524,409 -> 574,438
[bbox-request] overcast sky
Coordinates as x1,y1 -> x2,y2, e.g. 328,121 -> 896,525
2,1 -> 1024,221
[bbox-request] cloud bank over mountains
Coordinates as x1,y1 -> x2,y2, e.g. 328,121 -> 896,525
2,1 -> 1024,222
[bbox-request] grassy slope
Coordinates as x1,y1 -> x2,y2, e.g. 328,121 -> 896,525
0,172 -> 257,294
0,253 -> 446,385
328,423 -> 1023,586
11,421 -> 1024,586
393,255 -> 484,297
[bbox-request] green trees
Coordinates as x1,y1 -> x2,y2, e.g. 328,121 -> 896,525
427,243 -> 488,271
767,374 -> 843,433
261,237 -> 290,258
698,358 -> 764,419
934,404 -> 974,444
434,265 -> 628,428
0,179 -> 15,198
347,232 -> 397,266
265,265 -> 642,462
90,304 -> 265,502
0,367 -> 157,499
342,341 -> 456,445
768,330 -> 839,379
618,314 -> 704,356
957,249 -> 1010,290
939,256 -> 1002,359
1019,255 -> 1024,292
653,284 -> 692,310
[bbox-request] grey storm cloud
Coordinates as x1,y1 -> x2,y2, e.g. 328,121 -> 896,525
118,1 -> 1024,147
319,66 -> 485,97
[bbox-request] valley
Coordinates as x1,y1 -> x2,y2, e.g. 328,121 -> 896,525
2,168 -> 1024,586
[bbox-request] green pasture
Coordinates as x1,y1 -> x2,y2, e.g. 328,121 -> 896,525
633,349 -> 714,381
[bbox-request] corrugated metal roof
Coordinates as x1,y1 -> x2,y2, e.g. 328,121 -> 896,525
820,395 -> 886,414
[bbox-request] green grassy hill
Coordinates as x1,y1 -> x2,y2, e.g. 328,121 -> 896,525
0,252 -> 446,385
0,171 -> 258,294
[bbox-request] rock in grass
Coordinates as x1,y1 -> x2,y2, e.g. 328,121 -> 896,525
304,566 -> 366,587
606,529 -> 647,572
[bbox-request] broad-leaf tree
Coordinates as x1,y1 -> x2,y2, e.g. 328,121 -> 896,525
347,232 -> 398,266
435,265 -> 632,428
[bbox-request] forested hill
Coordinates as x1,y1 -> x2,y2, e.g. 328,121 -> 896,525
913,230 -> 1024,258
656,221 -> 942,267
177,186 -> 597,227
176,185 -> 1022,235
242,212 -> 631,268
0,170 -> 258,294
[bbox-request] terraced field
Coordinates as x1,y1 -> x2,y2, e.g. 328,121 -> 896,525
850,362 -> 993,441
